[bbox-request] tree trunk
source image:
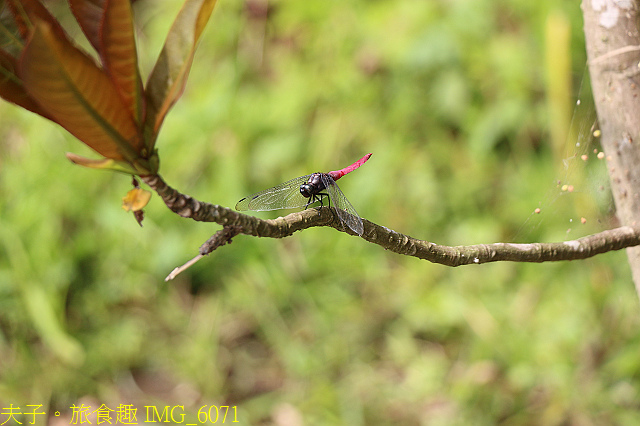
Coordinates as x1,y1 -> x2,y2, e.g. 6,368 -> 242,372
583,0 -> 640,297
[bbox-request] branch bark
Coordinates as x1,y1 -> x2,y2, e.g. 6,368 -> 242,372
141,174 -> 640,267
583,0 -> 640,295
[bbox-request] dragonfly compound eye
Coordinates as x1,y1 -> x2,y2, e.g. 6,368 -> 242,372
300,184 -> 312,198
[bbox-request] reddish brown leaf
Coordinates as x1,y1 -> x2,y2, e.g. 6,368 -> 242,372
19,20 -> 141,161
68,0 -> 104,51
0,48 -> 53,119
70,0 -> 144,125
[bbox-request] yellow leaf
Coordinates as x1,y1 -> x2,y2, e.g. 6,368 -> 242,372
65,152 -> 141,174
122,188 -> 152,212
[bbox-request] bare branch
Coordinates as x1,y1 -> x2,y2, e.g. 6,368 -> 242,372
141,174 -> 640,266
165,225 -> 243,281
199,225 -> 242,255
165,254 -> 204,281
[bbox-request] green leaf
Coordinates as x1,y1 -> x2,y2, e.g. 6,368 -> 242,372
144,0 -> 217,147
22,283 -> 85,366
19,19 -> 141,161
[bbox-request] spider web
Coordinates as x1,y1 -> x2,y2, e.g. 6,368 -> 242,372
511,68 -> 615,242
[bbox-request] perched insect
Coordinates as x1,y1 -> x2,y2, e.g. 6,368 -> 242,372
236,153 -> 372,235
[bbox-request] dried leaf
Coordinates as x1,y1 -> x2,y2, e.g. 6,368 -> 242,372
122,187 -> 151,212
65,152 -> 140,174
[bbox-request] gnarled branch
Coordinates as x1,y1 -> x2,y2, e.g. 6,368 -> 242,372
141,174 -> 640,267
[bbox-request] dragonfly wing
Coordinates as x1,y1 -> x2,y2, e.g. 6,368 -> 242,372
321,174 -> 364,236
236,175 -> 312,211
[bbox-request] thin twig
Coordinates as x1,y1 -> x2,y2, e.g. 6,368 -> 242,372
165,225 -> 242,281
165,254 -> 204,281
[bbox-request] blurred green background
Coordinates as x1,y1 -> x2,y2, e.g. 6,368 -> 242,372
1,0 -> 639,424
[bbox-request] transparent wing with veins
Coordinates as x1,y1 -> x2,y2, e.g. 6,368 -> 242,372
321,174 -> 364,236
235,175 -> 314,211
236,173 -> 365,235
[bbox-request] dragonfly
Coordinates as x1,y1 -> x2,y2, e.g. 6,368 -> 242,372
235,153 -> 372,236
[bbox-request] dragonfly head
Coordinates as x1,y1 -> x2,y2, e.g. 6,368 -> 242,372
300,184 -> 313,198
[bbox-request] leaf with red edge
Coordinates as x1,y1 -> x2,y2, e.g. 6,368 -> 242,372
70,0 -> 144,126
19,19 -> 142,162
0,48 -> 53,119
144,0 -> 217,142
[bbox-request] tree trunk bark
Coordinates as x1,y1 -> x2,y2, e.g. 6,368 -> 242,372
583,0 -> 640,297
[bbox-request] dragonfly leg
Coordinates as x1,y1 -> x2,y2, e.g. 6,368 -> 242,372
317,193 -> 329,206
304,193 -> 330,212
315,193 -> 331,216
302,193 -> 330,217
304,195 -> 320,210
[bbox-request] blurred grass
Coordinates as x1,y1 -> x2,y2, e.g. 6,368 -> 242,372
1,0 -> 639,424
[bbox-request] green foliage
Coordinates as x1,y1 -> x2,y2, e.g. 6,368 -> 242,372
1,0 -> 638,424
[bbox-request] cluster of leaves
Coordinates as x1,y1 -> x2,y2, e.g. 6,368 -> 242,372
0,0 -> 215,176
